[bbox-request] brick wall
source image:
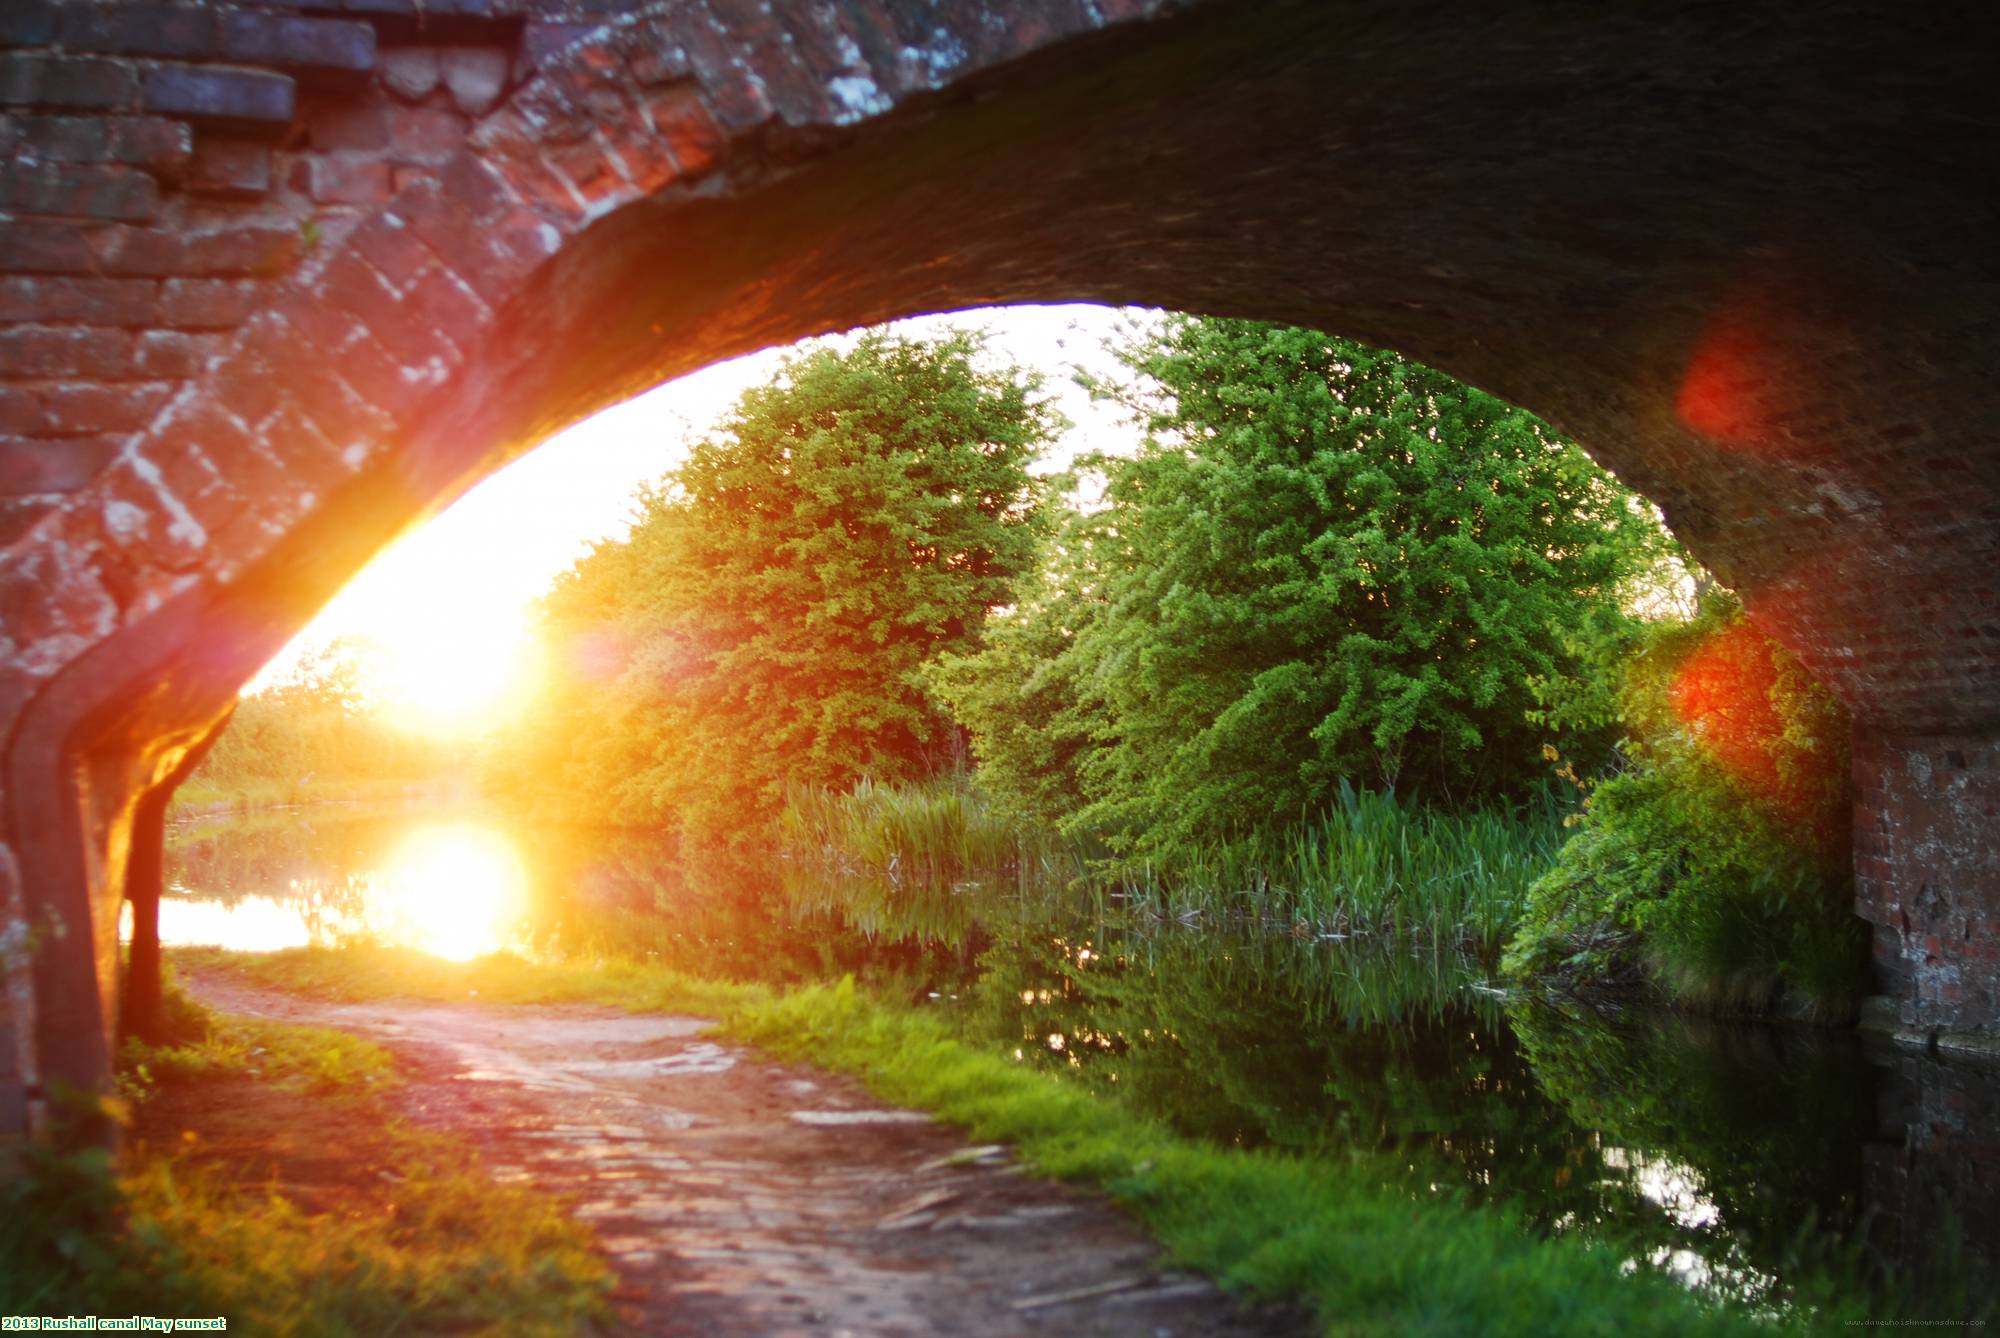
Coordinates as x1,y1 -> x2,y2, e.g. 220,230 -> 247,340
1856,733 -> 2000,1037
0,0 -> 664,549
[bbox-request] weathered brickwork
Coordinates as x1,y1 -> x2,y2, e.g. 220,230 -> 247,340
1856,735 -> 2000,1038
0,0 -> 1995,1128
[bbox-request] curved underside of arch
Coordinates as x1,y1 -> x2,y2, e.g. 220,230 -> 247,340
1,0 -> 1995,1122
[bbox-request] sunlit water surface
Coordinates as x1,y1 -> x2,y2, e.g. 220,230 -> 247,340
160,805 -> 1998,1320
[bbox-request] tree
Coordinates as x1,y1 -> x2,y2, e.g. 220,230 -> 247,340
496,331 -> 1059,844
938,318 -> 1666,854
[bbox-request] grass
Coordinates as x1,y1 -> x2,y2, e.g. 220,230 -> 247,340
171,944 -> 1843,1336
724,977 -> 1830,1338
3,983 -> 612,1334
172,941 -> 764,1017
783,777 -> 1567,957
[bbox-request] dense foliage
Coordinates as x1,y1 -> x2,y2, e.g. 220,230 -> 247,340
937,317 -> 1667,859
487,332 -> 1057,844
1503,596 -> 1863,1016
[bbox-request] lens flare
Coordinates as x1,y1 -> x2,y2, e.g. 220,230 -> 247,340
371,824 -> 528,960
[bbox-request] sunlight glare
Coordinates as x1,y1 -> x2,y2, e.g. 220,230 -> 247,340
149,894 -> 316,953
372,618 -> 542,738
371,824 -> 528,960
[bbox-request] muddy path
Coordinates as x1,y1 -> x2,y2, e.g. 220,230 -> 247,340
183,972 -> 1311,1338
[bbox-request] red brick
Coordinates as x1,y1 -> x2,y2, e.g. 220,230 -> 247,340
444,208 -> 561,308
276,342 -> 394,441
303,156 -> 394,206
0,437 -> 119,495
619,21 -> 694,87
349,214 -> 436,291
40,384 -> 171,436
474,110 -> 589,218
439,153 -> 512,224
646,84 -> 726,179
208,351 -> 286,431
273,291 -> 368,363
545,133 -> 633,213
0,328 -> 134,380
90,224 -> 303,279
406,266 -> 490,349
183,227 -> 304,279
332,317 -> 453,421
389,105 -> 466,163
0,114 -> 192,178
133,331 -> 216,380
0,388 -> 49,436
393,182 -> 477,263
0,162 -> 160,221
0,219 -> 103,275
256,399 -> 346,490
306,100 -> 392,153
147,407 -> 247,507
0,276 -> 158,325
160,279 -> 260,330
187,138 -> 273,198
661,10 -> 775,130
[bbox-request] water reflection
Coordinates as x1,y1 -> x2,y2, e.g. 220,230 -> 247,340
373,825 -> 527,959
159,813 -> 527,957
160,806 -> 1996,1319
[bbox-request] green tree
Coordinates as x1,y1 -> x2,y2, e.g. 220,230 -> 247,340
494,331 -> 1058,844
939,318 -> 1665,854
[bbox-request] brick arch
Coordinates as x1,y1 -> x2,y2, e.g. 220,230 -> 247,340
2,0 -> 1996,1124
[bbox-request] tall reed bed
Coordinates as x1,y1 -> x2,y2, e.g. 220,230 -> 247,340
780,776 -> 1087,893
781,778 -> 1567,957
1129,783 -> 1567,956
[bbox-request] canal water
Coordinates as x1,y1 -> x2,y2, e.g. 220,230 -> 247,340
159,804 -> 1998,1320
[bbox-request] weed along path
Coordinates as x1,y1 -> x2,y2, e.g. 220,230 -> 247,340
182,972 -> 1309,1337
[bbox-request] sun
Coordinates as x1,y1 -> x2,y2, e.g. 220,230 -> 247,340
370,619 -> 541,738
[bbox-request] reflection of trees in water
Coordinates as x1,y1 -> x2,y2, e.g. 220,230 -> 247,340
953,912 -> 1964,1315
166,809 -> 394,936
511,829 -> 968,988
1511,998 -> 1990,1317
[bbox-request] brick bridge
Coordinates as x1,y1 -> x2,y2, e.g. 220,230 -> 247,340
0,0 -> 1994,1128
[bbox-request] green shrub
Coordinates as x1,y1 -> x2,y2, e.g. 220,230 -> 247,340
1504,598 -> 1864,1018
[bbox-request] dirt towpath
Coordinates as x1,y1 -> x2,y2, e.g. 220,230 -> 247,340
184,973 -> 1310,1338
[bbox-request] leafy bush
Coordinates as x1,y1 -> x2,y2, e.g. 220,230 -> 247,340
1503,597 -> 1864,1018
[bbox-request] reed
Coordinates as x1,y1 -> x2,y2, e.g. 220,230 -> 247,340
781,777 -> 1567,957
780,775 -> 1088,893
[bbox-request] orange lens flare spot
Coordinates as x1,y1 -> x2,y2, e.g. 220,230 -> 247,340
1669,622 -> 1790,804
1674,287 -> 1826,457
1675,315 -> 1773,443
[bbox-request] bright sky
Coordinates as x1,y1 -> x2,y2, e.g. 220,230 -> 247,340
260,304 -> 1154,733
